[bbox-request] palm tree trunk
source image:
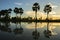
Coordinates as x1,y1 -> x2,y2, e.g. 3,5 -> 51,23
6,13 -> 8,19
35,11 -> 37,21
47,22 -> 49,31
47,12 -> 49,20
20,14 -> 21,21
16,14 -> 17,21
9,13 -> 11,19
35,22 -> 37,31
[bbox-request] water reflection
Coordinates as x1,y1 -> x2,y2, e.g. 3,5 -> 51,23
0,22 -> 60,40
13,22 -> 23,34
0,22 -> 11,32
44,22 -> 52,38
32,22 -> 40,40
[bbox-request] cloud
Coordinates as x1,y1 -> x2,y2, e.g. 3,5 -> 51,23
52,5 -> 58,9
14,2 -> 22,5
25,11 -> 46,19
15,2 -> 31,6
48,3 -> 58,9
49,11 -> 56,14
24,10 -> 59,20
26,3 -> 30,6
25,11 -> 41,16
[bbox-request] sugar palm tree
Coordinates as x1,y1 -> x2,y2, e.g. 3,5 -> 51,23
44,4 -> 52,20
32,2 -> 40,20
8,8 -> 12,18
14,7 -> 24,20
0,10 -> 6,19
14,7 -> 19,18
0,10 -> 5,16
5,9 -> 8,19
4,8 -> 12,19
19,8 -> 24,20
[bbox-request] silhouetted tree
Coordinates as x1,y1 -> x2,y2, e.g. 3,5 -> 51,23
5,8 -> 12,19
19,8 -> 24,20
44,4 -> 52,20
14,7 -> 23,20
32,2 -> 40,20
14,7 -> 19,18
8,8 -> 12,18
0,10 -> 5,16
0,8 -> 12,20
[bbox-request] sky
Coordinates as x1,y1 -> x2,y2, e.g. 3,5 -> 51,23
0,0 -> 60,19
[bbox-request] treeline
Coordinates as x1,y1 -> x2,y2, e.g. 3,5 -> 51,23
0,2 -> 60,22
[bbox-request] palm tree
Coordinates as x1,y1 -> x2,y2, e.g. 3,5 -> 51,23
44,4 -> 52,20
0,10 -> 6,19
8,8 -> 12,18
32,2 -> 40,20
0,8 -> 12,19
0,10 -> 5,16
4,9 -> 8,19
2,8 -> 12,19
19,8 -> 24,20
14,7 -> 24,20
14,7 -> 19,18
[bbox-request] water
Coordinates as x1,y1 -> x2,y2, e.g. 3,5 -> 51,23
0,22 -> 60,40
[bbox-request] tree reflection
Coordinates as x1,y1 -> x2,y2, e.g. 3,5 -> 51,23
14,22 -> 23,34
44,22 -> 52,38
32,22 -> 40,40
0,22 -> 11,32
